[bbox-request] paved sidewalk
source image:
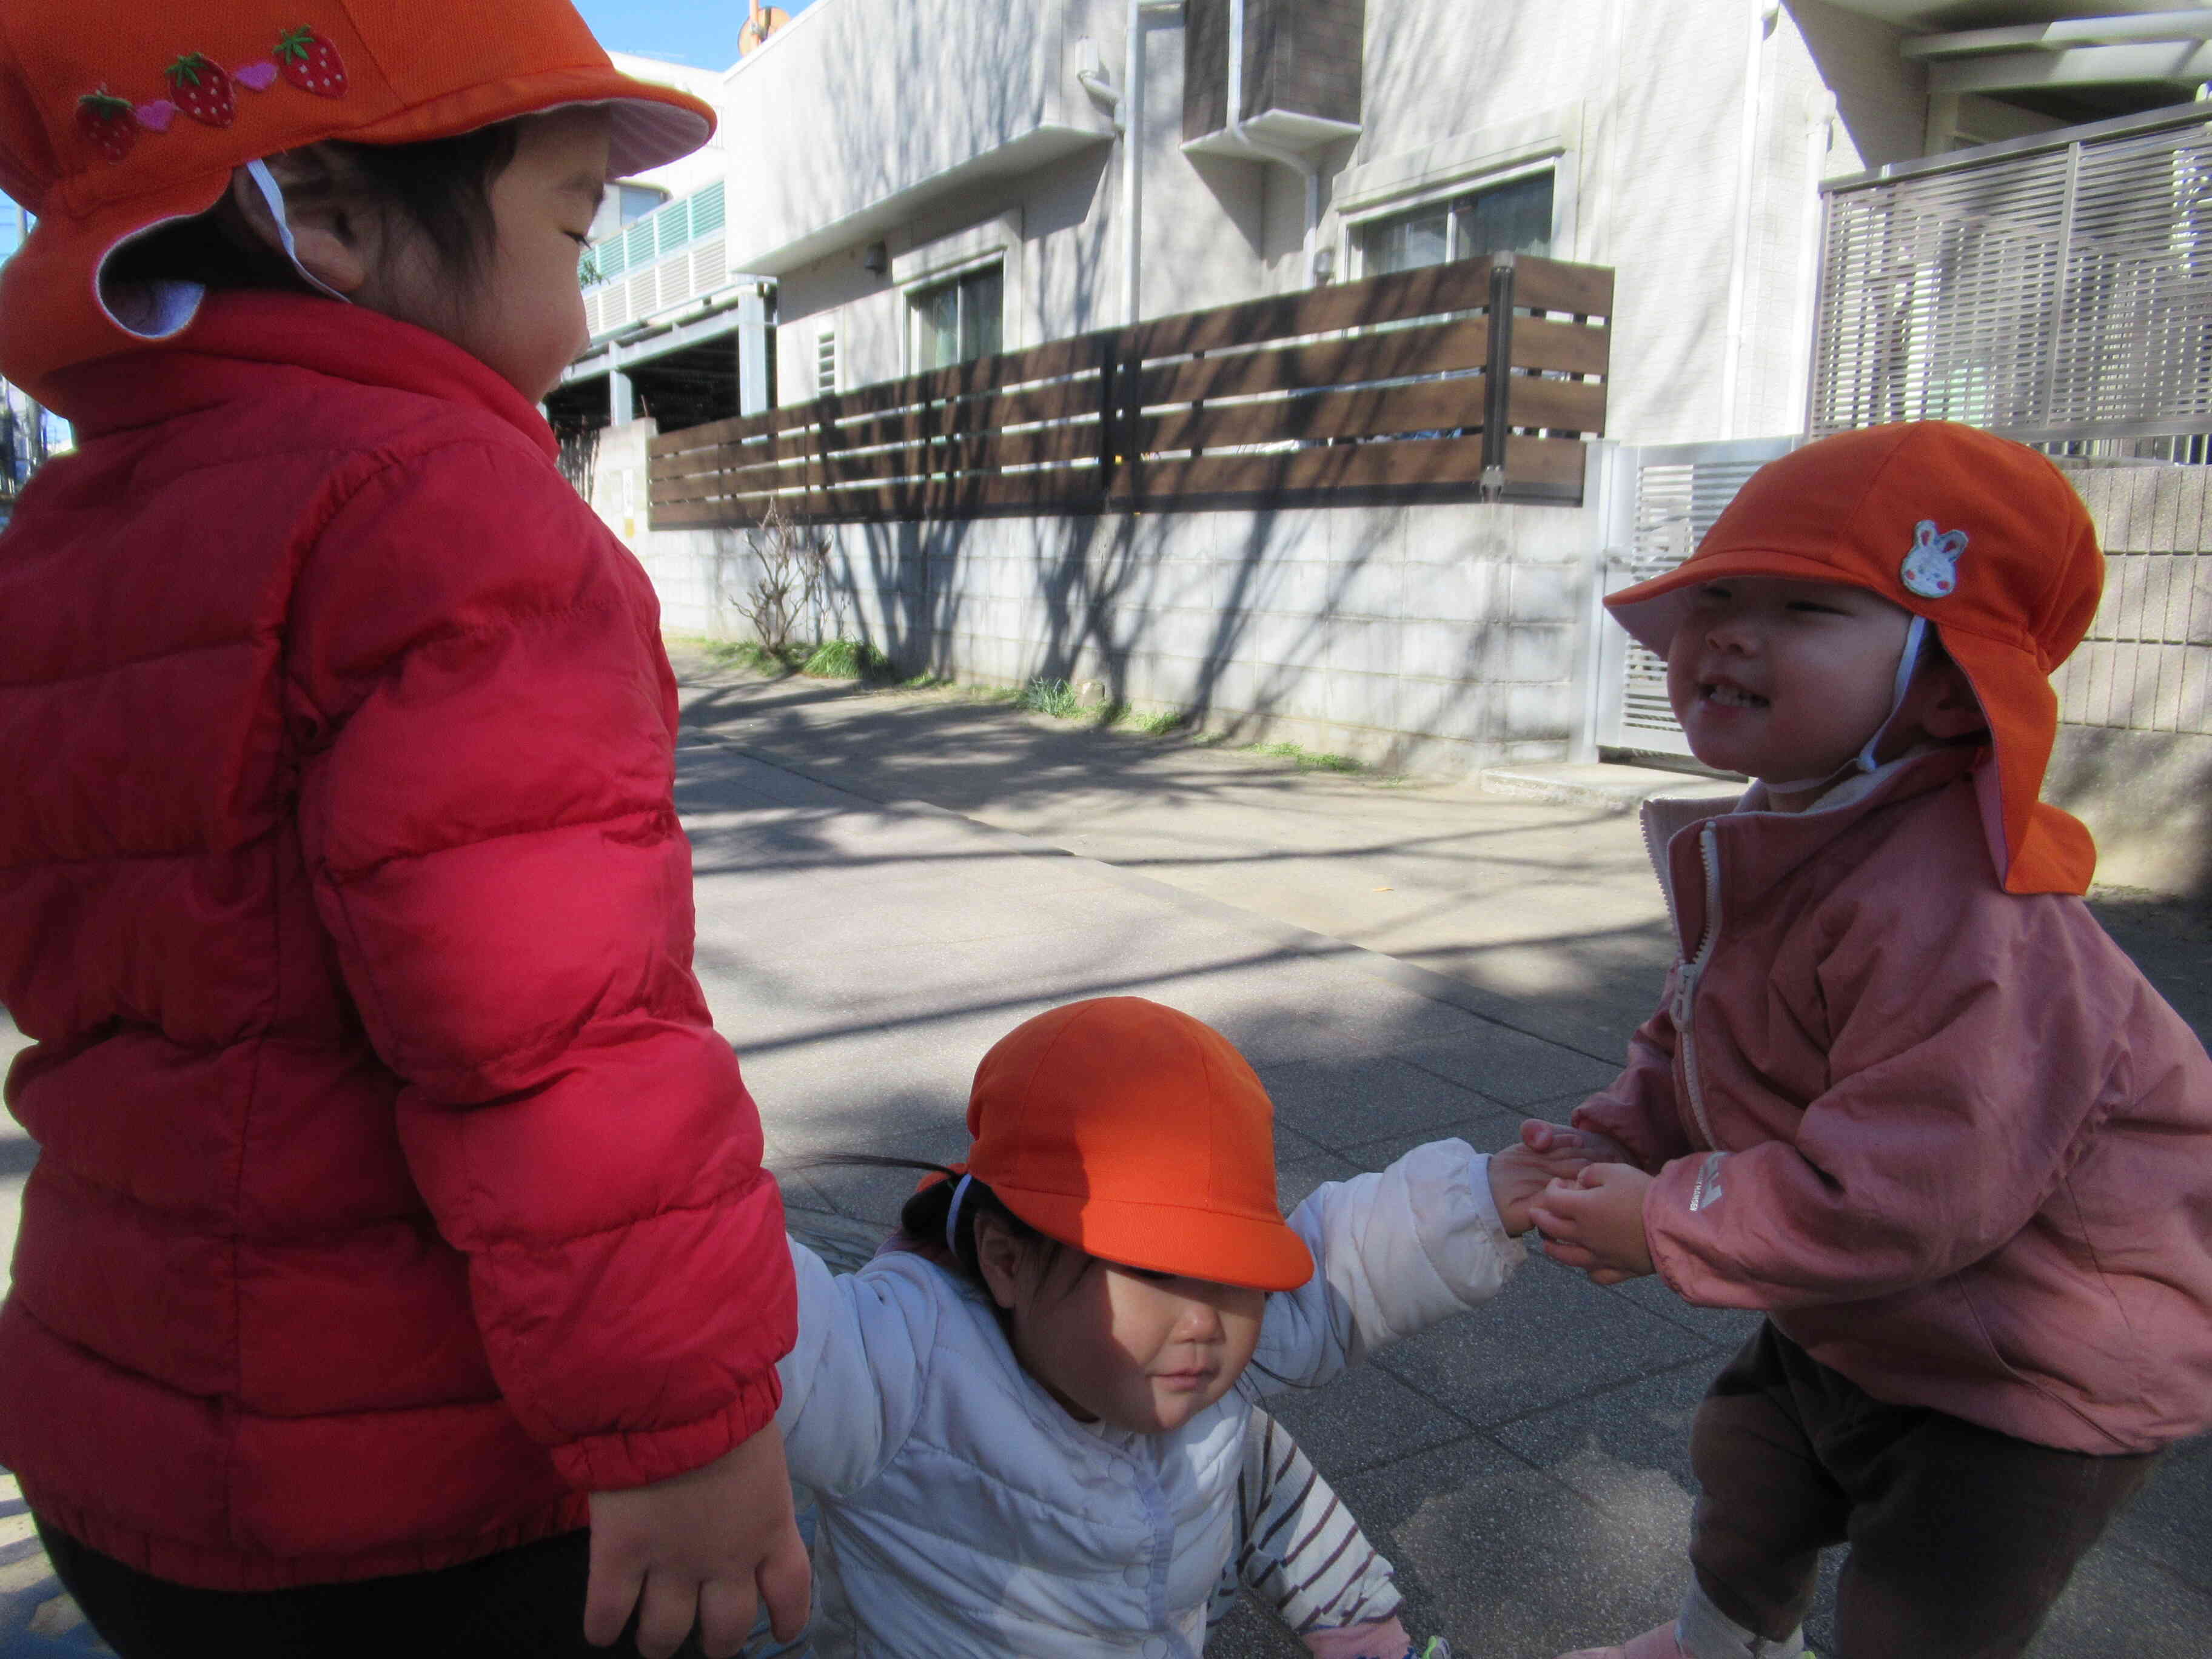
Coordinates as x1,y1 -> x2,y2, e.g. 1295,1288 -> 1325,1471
671,660 -> 2210,1659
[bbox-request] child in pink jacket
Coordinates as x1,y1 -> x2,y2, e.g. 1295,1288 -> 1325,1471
1526,423 -> 2212,1659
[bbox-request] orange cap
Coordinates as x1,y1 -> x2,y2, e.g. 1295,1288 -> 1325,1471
0,1 -> 716,403
962,997 -> 1313,1292
1606,422 -> 2104,896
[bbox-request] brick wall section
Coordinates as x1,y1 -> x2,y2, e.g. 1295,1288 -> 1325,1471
1248,0 -> 1365,127
1184,0 -> 1230,141
1185,0 -> 1365,137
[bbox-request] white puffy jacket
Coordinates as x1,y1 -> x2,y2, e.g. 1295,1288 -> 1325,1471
775,1139 -> 1521,1658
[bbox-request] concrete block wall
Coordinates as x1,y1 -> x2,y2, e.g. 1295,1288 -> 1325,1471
647,498 -> 1597,774
2046,463 -> 2212,901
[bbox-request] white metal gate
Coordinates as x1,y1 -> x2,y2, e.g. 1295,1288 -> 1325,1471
1811,106 -> 2212,458
1590,436 -> 1801,756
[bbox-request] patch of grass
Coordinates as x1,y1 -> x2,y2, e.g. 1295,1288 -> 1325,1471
801,638 -> 892,680
1245,739 -> 1364,774
1018,677 -> 1088,719
700,638 -> 808,674
1111,704 -> 1187,736
899,672 -> 951,691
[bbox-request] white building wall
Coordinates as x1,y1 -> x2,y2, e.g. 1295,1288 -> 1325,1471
654,495 -> 1599,773
705,0 -> 1940,447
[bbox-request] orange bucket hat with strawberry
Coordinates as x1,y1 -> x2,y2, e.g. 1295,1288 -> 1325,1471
0,1 -> 716,404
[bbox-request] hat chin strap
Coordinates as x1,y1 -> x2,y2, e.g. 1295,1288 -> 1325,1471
244,159 -> 352,305
1758,614 -> 1930,799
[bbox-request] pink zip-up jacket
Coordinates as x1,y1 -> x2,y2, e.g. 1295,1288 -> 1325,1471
1573,748 -> 2212,1455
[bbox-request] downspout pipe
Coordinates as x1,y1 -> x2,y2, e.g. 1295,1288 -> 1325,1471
1225,0 -> 1322,286
1718,0 -> 1781,438
1117,0 -> 1188,327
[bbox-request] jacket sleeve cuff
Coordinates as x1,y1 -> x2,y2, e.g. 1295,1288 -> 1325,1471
549,1370 -> 784,1492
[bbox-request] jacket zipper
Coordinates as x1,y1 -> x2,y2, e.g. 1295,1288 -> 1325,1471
1672,822 -> 1724,1153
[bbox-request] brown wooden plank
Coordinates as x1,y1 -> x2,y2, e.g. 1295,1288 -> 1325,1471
649,431 -> 811,482
819,381 -> 1105,452
814,437 -> 1106,489
1144,374 -> 1487,452
1506,376 -> 1609,434
814,335 -> 1110,423
648,403 -> 814,454
1501,435 -> 1592,490
1132,435 -> 1490,501
1509,317 -> 1610,378
810,470 -> 1107,519
652,461 -> 825,505
1512,256 -> 1616,319
1125,258 -> 1496,359
1141,318 -> 1490,407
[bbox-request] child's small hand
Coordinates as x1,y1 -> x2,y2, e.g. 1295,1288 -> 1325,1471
1526,1163 -> 1657,1284
1486,1134 -> 1600,1235
1518,1117 -> 1636,1167
585,1423 -> 811,1658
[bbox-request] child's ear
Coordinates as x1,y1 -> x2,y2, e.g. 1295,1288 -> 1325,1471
1914,659 -> 1989,743
227,146 -> 372,297
971,1213 -> 1025,1312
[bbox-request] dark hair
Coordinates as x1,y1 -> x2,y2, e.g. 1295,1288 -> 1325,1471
808,1155 -> 1058,1286
103,122 -> 522,295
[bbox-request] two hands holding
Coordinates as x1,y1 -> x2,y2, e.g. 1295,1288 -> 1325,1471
1488,1120 -> 1657,1285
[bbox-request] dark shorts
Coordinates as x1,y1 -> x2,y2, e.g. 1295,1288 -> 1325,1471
35,1520 -> 707,1659
1689,1322 -> 2161,1659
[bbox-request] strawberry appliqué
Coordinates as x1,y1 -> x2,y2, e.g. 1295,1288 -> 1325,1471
78,31 -> 349,167
76,92 -> 139,162
165,53 -> 236,127
275,27 -> 347,98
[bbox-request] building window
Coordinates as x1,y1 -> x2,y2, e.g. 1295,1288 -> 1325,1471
816,328 -> 838,397
911,264 -> 1004,372
1359,170 -> 1554,275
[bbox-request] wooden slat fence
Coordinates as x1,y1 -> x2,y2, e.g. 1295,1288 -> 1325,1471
649,251 -> 1614,527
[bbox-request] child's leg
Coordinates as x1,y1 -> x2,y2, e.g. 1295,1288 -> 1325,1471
1221,1408 -> 1415,1658
1684,1327 -> 1850,1646
1827,1405 -> 2157,1658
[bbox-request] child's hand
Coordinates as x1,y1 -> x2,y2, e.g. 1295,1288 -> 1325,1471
585,1423 -> 811,1658
1518,1117 -> 1636,1167
1487,1134 -> 1604,1235
1526,1164 -> 1657,1284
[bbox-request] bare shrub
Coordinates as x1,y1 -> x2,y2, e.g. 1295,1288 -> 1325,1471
732,497 -> 831,655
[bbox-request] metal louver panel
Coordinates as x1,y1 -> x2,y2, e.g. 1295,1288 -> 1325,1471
1812,109 -> 2212,447
1593,437 -> 1801,756
1619,455 -> 1780,739
692,181 -> 726,239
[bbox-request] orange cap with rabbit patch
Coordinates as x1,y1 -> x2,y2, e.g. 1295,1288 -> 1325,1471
962,997 -> 1314,1292
0,0 -> 714,404
1604,423 -> 2105,896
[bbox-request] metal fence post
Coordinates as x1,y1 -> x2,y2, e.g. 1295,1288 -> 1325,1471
1481,252 -> 1517,500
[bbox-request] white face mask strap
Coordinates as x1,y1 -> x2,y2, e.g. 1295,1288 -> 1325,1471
244,158 -> 352,304
942,1172 -> 976,1256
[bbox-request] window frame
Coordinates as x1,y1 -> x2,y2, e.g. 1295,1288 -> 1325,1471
1349,162 -> 1561,279
906,256 -> 1007,375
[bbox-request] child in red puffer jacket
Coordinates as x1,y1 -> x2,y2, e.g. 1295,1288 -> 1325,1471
0,5 -> 802,1657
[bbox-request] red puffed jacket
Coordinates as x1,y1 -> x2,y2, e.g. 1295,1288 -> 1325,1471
0,292 -> 795,1590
